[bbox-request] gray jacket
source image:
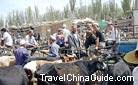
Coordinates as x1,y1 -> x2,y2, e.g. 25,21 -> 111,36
68,32 -> 80,49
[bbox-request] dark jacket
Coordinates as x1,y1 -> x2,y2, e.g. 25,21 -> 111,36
84,33 -> 96,49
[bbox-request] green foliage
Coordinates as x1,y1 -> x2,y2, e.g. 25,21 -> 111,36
34,6 -> 39,22
0,17 -> 4,27
43,6 -> 62,21
64,5 -> 69,18
69,0 -> 76,12
26,6 -> 33,23
1,0 -> 127,26
121,0 -> 132,16
69,0 -> 76,18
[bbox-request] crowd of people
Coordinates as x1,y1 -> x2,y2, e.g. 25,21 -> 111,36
0,20 -> 118,67
2,19 -> 138,84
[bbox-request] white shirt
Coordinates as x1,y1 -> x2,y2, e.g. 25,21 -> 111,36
2,32 -> 13,46
106,26 -> 116,41
133,66 -> 138,85
25,35 -> 38,46
63,28 -> 70,42
73,34 -> 78,40
52,33 -> 57,38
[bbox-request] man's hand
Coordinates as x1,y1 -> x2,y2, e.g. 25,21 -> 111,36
95,46 -> 98,50
0,45 -> 4,48
40,50 -> 49,54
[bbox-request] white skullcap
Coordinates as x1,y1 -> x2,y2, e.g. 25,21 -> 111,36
50,35 -> 56,41
20,39 -> 26,45
63,24 -> 67,28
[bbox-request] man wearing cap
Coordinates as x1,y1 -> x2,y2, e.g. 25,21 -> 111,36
41,35 -> 60,61
0,28 -> 13,48
14,39 -> 29,66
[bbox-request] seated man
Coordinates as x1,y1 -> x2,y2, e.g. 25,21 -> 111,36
41,35 -> 60,61
25,30 -> 39,56
14,39 -> 29,66
0,28 -> 13,48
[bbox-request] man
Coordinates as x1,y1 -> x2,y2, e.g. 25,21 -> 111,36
105,22 -> 116,46
62,24 -> 70,42
14,39 -> 29,66
43,35 -> 60,61
84,24 -> 96,49
68,25 -> 80,49
30,26 -> 34,36
92,23 -> 105,49
67,24 -> 82,58
55,29 -> 65,47
120,43 -> 138,85
25,30 -> 38,56
0,28 -> 13,48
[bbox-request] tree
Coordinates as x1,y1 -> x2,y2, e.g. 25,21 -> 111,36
63,5 -> 69,18
121,0 -> 131,16
102,2 -> 110,19
134,0 -> 138,9
18,11 -> 26,25
69,0 -> 76,18
109,0 -> 115,20
34,6 -> 39,22
115,3 -> 123,19
7,13 -> 13,26
2,0 -> 125,26
0,17 -> 4,27
91,0 -> 102,20
26,6 -> 33,23
15,10 -> 21,26
45,6 -> 62,21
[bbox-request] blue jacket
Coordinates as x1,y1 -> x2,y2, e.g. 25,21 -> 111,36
14,47 -> 29,66
48,42 -> 60,58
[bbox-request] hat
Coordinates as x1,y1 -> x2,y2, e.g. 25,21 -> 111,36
20,39 -> 26,45
50,35 -> 56,41
63,24 -> 67,28
93,22 -> 99,26
123,43 -> 138,64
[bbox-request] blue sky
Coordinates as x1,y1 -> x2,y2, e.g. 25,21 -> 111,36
0,0 -> 122,17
